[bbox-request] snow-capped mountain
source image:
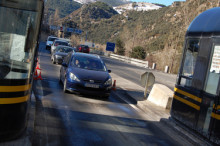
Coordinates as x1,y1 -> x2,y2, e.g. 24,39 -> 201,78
114,2 -> 162,14
73,0 -> 94,4
73,0 -> 130,4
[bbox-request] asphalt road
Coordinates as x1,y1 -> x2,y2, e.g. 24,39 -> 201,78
101,56 -> 177,90
30,42 -> 190,146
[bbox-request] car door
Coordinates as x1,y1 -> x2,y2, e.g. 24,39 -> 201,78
50,41 -> 55,52
60,53 -> 72,82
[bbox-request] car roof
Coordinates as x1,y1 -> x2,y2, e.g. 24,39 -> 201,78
48,36 -> 57,38
56,45 -> 74,48
73,52 -> 100,59
55,38 -> 70,42
54,40 -> 68,43
78,44 -> 89,47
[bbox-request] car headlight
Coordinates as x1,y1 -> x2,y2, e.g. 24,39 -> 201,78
104,78 -> 112,86
55,55 -> 62,58
69,72 -> 80,82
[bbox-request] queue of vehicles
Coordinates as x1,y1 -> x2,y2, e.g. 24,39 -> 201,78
51,45 -> 75,64
46,36 -> 112,98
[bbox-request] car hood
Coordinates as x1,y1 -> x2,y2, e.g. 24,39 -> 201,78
54,52 -> 68,57
69,67 -> 110,82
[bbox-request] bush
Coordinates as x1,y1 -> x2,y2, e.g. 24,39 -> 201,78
116,38 -> 125,55
130,46 -> 146,59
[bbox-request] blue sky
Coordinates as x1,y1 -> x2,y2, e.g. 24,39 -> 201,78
130,0 -> 186,6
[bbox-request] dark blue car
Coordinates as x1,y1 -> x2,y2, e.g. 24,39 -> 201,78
60,52 -> 112,98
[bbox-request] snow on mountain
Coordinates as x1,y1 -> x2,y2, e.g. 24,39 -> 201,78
73,0 -> 130,4
114,2 -> 162,14
73,0 -> 94,4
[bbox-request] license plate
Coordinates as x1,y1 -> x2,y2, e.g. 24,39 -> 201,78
85,83 -> 99,88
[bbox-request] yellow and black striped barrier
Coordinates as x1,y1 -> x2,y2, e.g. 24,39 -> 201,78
212,105 -> 220,120
0,79 -> 32,140
173,87 -> 202,111
0,84 -> 31,104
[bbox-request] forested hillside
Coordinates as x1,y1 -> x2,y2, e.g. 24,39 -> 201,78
81,2 -> 118,19
45,0 -> 81,18
59,0 -> 219,73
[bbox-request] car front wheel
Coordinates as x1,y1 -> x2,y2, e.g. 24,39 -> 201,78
52,58 -> 56,64
59,74 -> 62,84
63,78 -> 67,93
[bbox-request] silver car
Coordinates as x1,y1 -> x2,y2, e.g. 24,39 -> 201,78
51,40 -> 69,53
51,46 -> 75,64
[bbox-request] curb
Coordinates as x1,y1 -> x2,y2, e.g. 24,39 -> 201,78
111,89 -> 137,104
27,93 -> 36,143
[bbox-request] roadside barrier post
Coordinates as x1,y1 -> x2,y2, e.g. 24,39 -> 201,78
152,63 -> 156,69
164,66 -> 169,73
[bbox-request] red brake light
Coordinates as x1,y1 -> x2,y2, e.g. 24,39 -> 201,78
88,48 -> 90,52
79,47 -> 82,51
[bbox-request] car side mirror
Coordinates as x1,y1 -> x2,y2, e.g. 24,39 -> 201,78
62,62 -> 68,67
108,70 -> 111,73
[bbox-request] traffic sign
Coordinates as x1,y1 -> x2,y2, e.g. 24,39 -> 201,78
78,29 -> 82,34
50,25 -> 57,30
106,42 -> 115,52
66,28 -> 74,32
75,29 -> 82,34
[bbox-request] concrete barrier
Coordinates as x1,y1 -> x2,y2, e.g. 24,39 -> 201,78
147,84 -> 173,109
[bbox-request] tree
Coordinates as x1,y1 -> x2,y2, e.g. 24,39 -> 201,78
130,46 -> 146,59
53,9 -> 60,25
62,20 -> 78,28
116,38 -> 125,55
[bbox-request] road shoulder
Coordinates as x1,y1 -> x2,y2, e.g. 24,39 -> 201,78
110,72 -> 212,146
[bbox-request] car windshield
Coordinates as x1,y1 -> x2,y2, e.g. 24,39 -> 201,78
55,41 -> 68,46
81,45 -> 88,48
48,37 -> 56,41
71,56 -> 106,71
56,47 -> 73,53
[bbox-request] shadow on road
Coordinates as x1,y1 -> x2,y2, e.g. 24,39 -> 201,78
32,103 -> 181,146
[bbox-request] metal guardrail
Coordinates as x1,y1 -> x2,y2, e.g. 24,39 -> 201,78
110,53 -> 149,68
90,50 -> 171,73
90,49 -> 104,55
90,50 -> 151,69
90,49 -> 173,73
